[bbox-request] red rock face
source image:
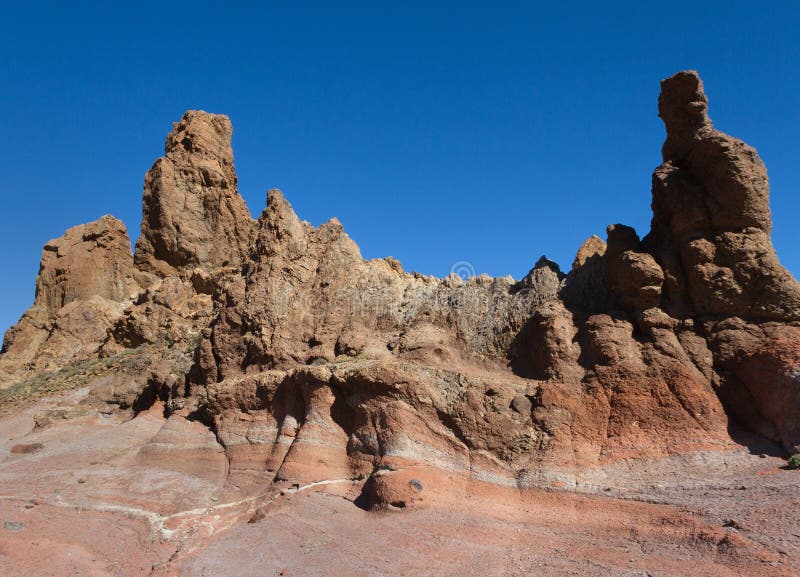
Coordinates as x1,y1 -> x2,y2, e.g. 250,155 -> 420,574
0,215 -> 141,383
32,215 -> 140,315
134,111 -> 255,276
647,72 -> 800,320
1,70 -> 798,506
179,71 -> 799,499
642,71 -> 800,450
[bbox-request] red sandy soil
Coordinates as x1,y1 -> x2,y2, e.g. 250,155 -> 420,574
1,389 -> 797,577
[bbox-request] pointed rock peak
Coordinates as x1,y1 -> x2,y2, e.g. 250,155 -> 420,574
253,188 -> 308,259
512,256 -> 563,295
605,224 -> 639,255
261,188 -> 304,231
320,216 -> 344,231
534,255 -> 562,274
265,187 -> 293,216
317,216 -> 352,245
651,72 -> 773,236
658,70 -> 713,160
164,110 -> 234,166
572,235 -> 606,270
134,111 -> 254,276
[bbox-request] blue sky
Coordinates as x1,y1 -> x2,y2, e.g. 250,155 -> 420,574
1,2 -> 799,338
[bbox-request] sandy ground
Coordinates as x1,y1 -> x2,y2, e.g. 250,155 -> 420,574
0,391 -> 797,577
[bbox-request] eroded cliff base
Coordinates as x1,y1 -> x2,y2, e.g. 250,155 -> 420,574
0,391 -> 797,577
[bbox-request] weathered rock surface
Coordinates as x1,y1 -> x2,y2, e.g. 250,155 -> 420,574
198,188 -> 544,383
642,71 -> 800,450
572,234 -> 606,269
134,110 -> 255,276
0,71 -> 799,575
32,215 -> 140,314
189,71 -> 799,496
647,71 -> 800,320
1,391 -> 795,577
0,216 -> 140,384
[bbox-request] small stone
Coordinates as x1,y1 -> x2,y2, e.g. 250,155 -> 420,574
511,395 -> 532,415
248,509 -> 267,524
723,518 -> 742,530
10,443 -> 43,455
4,521 -> 26,531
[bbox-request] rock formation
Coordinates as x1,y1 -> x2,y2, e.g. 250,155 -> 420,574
644,71 -> 800,450
134,110 -> 255,276
571,234 -> 606,270
1,72 -> 799,511
0,215 -> 140,383
181,71 -> 799,498
647,71 -> 800,320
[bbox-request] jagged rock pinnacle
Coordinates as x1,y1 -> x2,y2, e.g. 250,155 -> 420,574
134,110 -> 255,276
658,70 -> 713,161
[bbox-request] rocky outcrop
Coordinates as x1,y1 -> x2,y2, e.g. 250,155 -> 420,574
640,71 -> 800,450
0,114 -> 256,391
31,215 -> 140,314
196,188 -> 550,385
572,234 -> 606,270
604,224 -> 664,310
134,111 -> 255,276
192,70 -> 799,496
0,216 -> 140,384
1,71 -> 798,505
645,71 -> 800,320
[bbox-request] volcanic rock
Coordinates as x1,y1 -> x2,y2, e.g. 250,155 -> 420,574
642,70 -> 800,449
572,234 -> 606,269
1,70 -> 800,576
0,216 -> 140,384
604,224 -> 664,310
32,215 -> 139,314
1,70 -> 799,514
134,110 -> 255,276
191,70 -> 800,491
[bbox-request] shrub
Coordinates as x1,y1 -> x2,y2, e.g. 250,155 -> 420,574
788,454 -> 800,470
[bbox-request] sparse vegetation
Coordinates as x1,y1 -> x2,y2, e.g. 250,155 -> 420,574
0,345 -> 151,415
788,454 -> 800,470
185,332 -> 203,355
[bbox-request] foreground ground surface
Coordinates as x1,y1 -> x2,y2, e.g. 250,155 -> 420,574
0,389 -> 796,577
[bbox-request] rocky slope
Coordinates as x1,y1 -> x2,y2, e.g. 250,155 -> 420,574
0,70 -> 798,576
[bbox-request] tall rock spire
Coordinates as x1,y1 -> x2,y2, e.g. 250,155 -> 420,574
645,70 -> 800,319
134,110 -> 255,276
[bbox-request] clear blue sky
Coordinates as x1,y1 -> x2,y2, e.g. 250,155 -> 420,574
1,2 -> 799,338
